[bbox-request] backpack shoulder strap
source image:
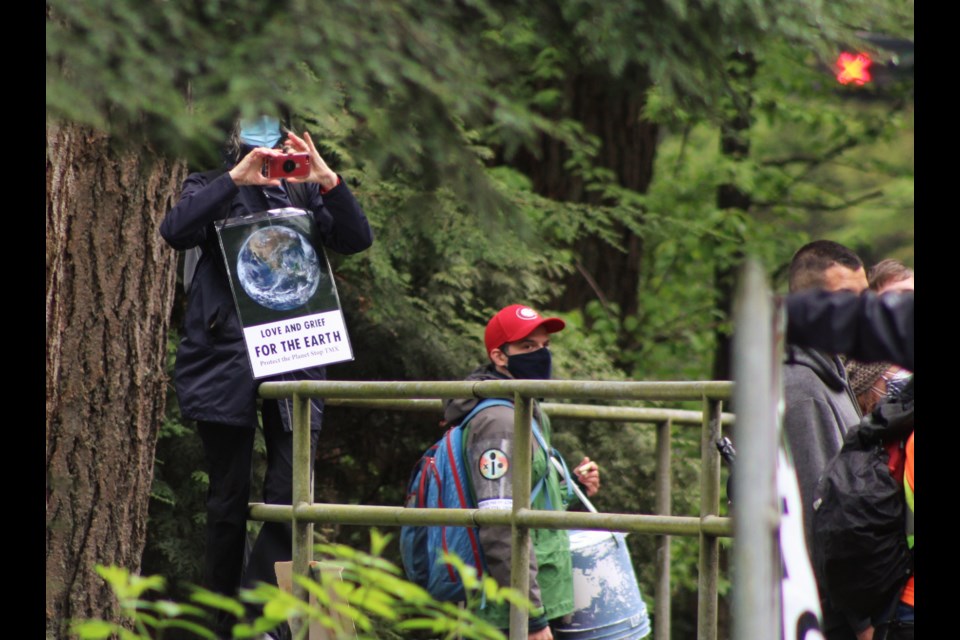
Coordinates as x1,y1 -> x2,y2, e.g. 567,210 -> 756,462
458,398 -> 545,437
459,398 -> 514,426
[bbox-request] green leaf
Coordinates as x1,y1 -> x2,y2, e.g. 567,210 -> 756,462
155,618 -> 219,639
189,587 -> 247,618
70,620 -> 122,640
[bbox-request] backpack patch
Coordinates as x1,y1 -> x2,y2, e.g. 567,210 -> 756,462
479,449 -> 509,480
811,377 -> 914,619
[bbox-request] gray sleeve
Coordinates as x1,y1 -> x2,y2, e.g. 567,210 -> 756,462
465,405 -> 543,610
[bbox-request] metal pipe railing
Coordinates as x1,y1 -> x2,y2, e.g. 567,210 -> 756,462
259,378 -> 736,639
325,392 -> 734,639
290,393 -> 312,608
249,502 -> 732,536
655,418 -> 672,640
509,393 -> 535,640
260,379 -> 732,402
697,397 -> 725,640
322,398 -> 735,426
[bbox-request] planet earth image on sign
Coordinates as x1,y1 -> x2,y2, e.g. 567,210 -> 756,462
236,226 -> 322,311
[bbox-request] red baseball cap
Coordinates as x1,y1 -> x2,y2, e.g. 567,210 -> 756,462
484,304 -> 566,354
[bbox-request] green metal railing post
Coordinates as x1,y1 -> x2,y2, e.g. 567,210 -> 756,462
655,419 -> 672,640
290,392 -> 313,637
697,397 -> 723,640
509,393 -> 534,640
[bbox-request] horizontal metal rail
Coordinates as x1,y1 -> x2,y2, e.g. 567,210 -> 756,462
323,397 -> 735,425
260,379 -> 733,402
249,503 -> 732,537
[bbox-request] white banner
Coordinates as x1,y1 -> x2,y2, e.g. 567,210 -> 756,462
244,309 -> 353,378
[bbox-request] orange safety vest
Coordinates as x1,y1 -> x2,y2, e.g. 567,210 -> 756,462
901,432 -> 914,607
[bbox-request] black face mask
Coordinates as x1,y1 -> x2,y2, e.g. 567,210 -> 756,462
506,348 -> 552,380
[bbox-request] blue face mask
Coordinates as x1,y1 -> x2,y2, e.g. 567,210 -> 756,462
239,115 -> 282,148
506,348 -> 552,380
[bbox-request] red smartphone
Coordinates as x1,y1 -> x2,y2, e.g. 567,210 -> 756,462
262,153 -> 310,179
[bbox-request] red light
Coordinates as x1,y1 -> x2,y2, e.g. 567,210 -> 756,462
836,52 -> 872,85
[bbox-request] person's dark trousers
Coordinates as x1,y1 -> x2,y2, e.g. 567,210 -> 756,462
241,399 -> 320,591
197,400 -> 320,637
197,421 -> 256,601
820,598 -> 860,640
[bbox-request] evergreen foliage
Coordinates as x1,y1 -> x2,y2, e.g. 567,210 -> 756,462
78,531 -> 520,640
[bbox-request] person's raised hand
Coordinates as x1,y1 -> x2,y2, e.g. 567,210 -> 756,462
574,457 -> 601,497
283,131 -> 338,191
228,147 -> 282,187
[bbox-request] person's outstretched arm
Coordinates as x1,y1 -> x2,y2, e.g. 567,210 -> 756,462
785,290 -> 914,371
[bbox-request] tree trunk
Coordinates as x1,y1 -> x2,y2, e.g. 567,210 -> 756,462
713,52 -> 757,382
507,66 -> 658,322
46,122 -> 186,639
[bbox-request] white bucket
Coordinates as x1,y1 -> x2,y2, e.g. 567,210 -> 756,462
553,530 -> 652,640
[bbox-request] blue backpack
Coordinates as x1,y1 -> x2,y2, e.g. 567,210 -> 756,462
399,399 -> 557,602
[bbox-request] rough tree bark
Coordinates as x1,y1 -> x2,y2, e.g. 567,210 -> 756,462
46,122 -> 186,639
507,66 -> 658,322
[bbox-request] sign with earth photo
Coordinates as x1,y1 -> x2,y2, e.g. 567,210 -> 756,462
216,208 -> 354,378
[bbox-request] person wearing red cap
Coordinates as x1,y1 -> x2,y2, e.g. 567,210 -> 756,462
442,304 -> 601,640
